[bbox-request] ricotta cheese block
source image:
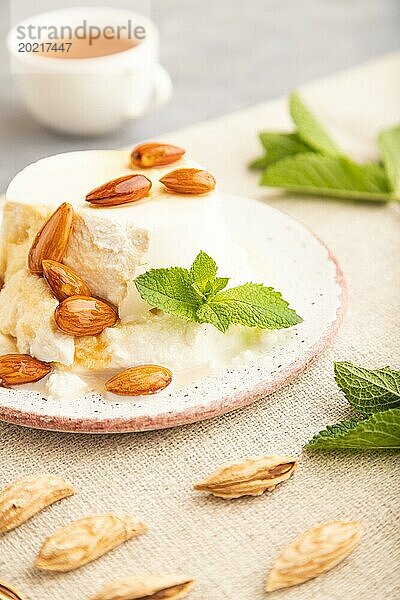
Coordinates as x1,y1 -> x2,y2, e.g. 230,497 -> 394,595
0,149 -> 263,399
2,151 -> 233,308
46,370 -> 89,402
0,268 -> 74,364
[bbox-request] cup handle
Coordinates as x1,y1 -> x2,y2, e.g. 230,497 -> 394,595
125,63 -> 173,119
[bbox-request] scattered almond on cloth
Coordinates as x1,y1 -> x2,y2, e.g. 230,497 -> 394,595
89,574 -> 195,600
35,513 -> 148,572
0,470 -> 364,596
266,520 -> 363,592
194,455 -> 298,499
0,475 -> 75,533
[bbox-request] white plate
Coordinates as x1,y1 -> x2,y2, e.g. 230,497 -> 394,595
0,194 -> 345,433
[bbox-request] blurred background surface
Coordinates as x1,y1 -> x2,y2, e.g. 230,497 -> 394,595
1,0 -> 399,190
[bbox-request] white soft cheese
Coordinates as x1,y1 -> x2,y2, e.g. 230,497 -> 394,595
0,149 -> 261,389
74,311 -> 265,373
46,370 -> 89,402
4,151 -> 234,312
0,269 -> 74,364
0,332 -> 18,354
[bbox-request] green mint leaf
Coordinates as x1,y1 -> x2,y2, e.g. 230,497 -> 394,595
261,153 -> 391,201
378,125 -> 400,195
134,266 -> 200,321
334,362 -> 400,416
305,409 -> 400,450
249,155 -> 270,170
249,133 -> 312,171
289,91 -> 341,156
190,250 -> 217,293
196,302 -> 231,333
212,277 -> 230,294
260,132 -> 312,163
199,283 -> 302,331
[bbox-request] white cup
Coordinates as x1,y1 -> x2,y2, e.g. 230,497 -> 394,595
7,7 -> 173,136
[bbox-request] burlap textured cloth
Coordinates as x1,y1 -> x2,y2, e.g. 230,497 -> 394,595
0,53 -> 399,599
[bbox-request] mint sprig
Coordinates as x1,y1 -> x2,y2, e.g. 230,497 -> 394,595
251,91 -> 400,201
305,361 -> 400,451
305,409 -> 400,450
134,251 -> 302,333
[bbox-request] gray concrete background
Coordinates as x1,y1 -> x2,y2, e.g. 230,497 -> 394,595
1,0 -> 399,190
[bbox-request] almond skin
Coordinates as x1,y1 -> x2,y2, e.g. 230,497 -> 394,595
85,174 -> 152,207
28,203 -> 74,275
0,354 -> 51,387
105,365 -> 172,396
0,475 -> 75,533
194,456 -> 298,499
42,260 -> 91,302
54,295 -> 118,337
35,514 -> 147,572
266,520 -> 363,591
160,168 -> 216,194
0,580 -> 25,600
90,574 -> 194,600
130,142 -> 185,168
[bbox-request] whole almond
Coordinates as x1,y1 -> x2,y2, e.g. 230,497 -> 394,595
54,295 -> 118,337
266,520 -> 363,592
0,475 -> 75,534
42,260 -> 91,301
90,573 -> 194,600
105,365 -> 172,396
0,354 -> 51,387
0,580 -> 25,600
85,174 -> 152,207
28,203 -> 74,275
130,142 -> 185,168
35,514 -> 147,572
160,168 -> 216,194
194,456 -> 297,499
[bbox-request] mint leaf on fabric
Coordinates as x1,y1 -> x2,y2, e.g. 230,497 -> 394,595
135,266 -> 200,321
199,283 -> 303,332
261,153 -> 390,200
250,133 -> 312,170
135,252 -> 302,334
305,409 -> 400,450
249,155 -> 270,170
251,90 -> 399,203
260,132 -> 312,163
334,362 -> 400,416
289,92 -> 341,156
378,125 -> 400,195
